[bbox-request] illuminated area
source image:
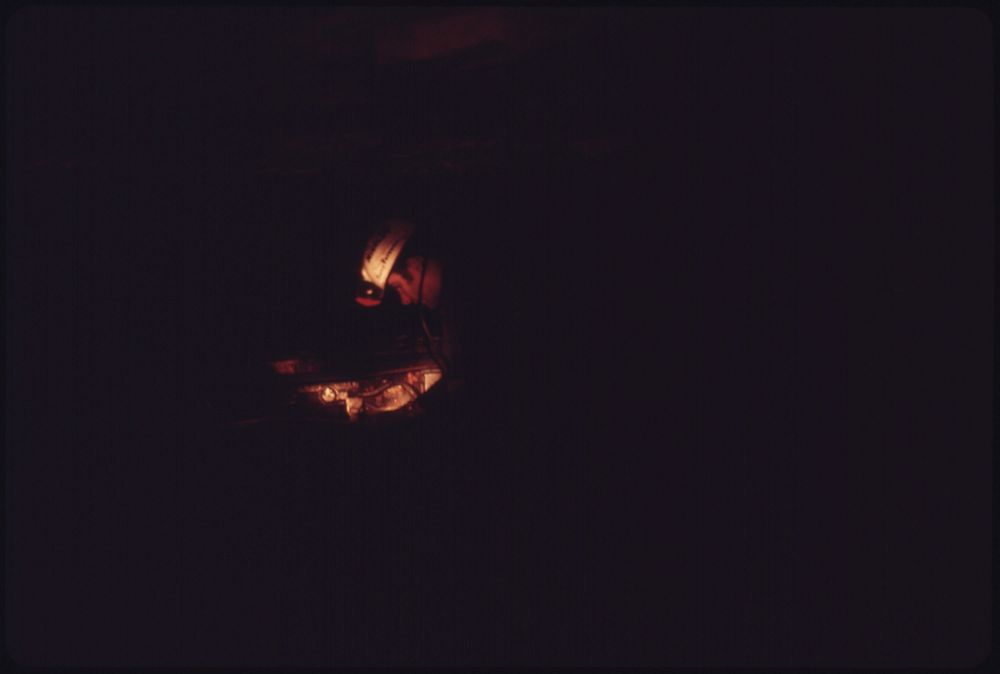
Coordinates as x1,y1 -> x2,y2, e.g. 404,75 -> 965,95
298,366 -> 443,421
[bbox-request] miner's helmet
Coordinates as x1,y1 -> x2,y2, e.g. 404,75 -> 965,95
355,218 -> 415,307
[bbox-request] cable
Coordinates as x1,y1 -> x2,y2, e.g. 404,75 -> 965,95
417,255 -> 451,375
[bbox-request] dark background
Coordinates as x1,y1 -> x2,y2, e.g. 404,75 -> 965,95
5,7 -> 993,666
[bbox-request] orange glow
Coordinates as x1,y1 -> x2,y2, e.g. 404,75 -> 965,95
367,384 -> 414,412
423,370 -> 442,391
296,368 -> 442,419
345,397 -> 363,420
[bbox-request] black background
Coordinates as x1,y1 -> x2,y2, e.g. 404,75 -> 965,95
5,7 -> 993,666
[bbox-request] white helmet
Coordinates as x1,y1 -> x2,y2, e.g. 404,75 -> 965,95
355,219 -> 415,307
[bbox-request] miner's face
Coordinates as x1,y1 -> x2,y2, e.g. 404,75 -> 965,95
386,256 -> 441,309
